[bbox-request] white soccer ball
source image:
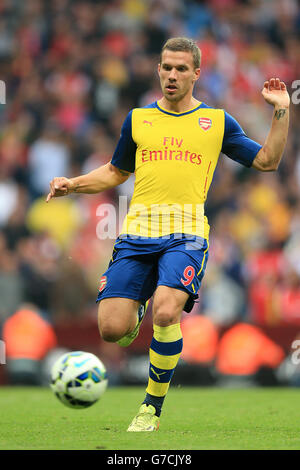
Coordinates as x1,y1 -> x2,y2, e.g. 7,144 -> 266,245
50,351 -> 108,409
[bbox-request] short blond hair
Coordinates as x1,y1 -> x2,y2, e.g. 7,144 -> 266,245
160,37 -> 201,69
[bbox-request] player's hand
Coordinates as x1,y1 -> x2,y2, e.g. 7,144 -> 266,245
262,78 -> 290,108
46,177 -> 74,203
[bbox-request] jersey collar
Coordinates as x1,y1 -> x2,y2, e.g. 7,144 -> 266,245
155,100 -> 204,116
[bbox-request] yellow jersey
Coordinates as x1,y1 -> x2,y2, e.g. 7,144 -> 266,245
111,101 -> 261,240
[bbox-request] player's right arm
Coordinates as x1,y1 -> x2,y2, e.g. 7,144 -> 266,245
46,111 -> 136,203
46,163 -> 130,203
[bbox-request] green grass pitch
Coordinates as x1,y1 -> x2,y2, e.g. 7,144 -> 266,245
0,386 -> 299,450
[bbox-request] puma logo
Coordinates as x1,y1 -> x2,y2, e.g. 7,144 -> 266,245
143,120 -> 153,126
151,367 -> 166,381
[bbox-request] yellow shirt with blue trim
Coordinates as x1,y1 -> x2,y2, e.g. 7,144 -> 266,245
111,101 -> 262,239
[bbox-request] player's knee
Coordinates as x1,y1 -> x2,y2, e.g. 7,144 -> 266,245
98,313 -> 128,342
97,298 -> 139,342
153,306 -> 178,327
153,292 -> 183,326
98,321 -> 125,342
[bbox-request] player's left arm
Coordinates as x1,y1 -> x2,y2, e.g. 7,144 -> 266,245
252,78 -> 290,172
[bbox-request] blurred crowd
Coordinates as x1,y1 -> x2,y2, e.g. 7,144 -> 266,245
0,0 -> 300,349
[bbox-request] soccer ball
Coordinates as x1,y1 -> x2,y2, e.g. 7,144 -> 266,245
50,351 -> 108,409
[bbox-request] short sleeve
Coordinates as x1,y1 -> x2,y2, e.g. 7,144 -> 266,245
221,112 -> 262,168
111,111 -> 136,173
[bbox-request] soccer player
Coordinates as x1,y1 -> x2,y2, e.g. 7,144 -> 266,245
46,38 -> 290,431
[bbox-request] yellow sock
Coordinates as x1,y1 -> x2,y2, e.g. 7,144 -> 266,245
146,323 -> 183,397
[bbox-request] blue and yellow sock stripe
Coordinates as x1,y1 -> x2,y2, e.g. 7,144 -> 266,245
149,364 -> 175,383
150,337 -> 183,356
146,323 -> 183,397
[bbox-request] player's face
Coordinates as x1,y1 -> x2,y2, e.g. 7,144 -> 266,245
158,50 -> 200,103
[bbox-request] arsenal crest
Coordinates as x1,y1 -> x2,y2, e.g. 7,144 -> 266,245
98,275 -> 107,292
198,117 -> 212,131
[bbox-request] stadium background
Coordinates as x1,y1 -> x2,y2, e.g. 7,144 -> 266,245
0,0 -> 300,387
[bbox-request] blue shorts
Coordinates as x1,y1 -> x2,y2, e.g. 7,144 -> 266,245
96,234 -> 209,313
